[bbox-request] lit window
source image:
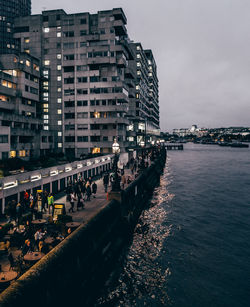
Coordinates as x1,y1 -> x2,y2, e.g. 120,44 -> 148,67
19,150 -> 26,157
57,65 -> 61,70
24,49 -> 30,54
44,60 -> 50,66
24,37 -> 30,43
58,143 -> 62,148
137,70 -> 141,75
7,44 -> 10,48
57,109 -> 62,114
44,126 -> 49,130
44,120 -> 49,124
44,27 -> 50,33
44,115 -> 49,119
57,76 -> 62,81
43,104 -> 48,108
57,98 -> 62,103
58,120 -> 62,125
136,62 -> 141,67
58,131 -> 62,136
44,109 -> 49,112
57,87 -> 62,92
25,60 -> 30,67
136,54 -> 141,59
57,32 -> 61,37
10,151 -> 16,158
136,45 -> 141,50
57,54 -> 61,59
136,85 -> 140,90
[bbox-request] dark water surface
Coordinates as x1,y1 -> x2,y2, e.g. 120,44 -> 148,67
97,144 -> 250,307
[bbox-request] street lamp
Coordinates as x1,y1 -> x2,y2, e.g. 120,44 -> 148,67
139,140 -> 145,171
111,138 -> 121,191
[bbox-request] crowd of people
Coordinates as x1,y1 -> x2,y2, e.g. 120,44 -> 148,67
66,177 -> 98,213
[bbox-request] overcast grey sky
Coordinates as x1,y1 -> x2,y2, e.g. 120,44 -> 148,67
33,0 -> 250,132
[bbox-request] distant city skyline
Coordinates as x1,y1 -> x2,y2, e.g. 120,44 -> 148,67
32,0 -> 250,132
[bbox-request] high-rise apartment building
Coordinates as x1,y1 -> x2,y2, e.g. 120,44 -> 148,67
7,7 -> 159,160
128,43 -> 160,147
0,0 -> 31,54
14,8 -> 136,157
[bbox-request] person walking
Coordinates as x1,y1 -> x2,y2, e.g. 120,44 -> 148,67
47,193 -> 54,214
16,202 -> 22,225
103,173 -> 109,193
69,192 -> 76,212
92,182 -> 97,198
86,182 -> 92,201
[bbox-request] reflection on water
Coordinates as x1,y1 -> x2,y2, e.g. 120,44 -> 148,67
97,160 -> 175,306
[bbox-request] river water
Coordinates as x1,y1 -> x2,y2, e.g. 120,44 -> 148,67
96,143 -> 250,307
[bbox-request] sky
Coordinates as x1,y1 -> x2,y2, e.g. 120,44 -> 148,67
32,0 -> 250,132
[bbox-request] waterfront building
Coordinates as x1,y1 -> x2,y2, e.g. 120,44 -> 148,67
127,43 -> 160,148
0,52 -> 54,160
0,0 -> 31,54
14,8 -> 136,157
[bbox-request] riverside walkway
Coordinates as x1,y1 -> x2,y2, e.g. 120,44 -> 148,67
44,168 -> 134,224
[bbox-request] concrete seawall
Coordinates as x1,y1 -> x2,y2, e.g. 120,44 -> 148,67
0,148 -> 166,307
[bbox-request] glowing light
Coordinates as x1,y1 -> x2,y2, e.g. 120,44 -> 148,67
30,174 -> 41,182
4,180 -> 18,190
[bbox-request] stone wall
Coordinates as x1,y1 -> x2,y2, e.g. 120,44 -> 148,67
0,148 -> 166,307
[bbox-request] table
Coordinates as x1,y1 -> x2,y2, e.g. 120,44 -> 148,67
0,271 -> 17,284
24,252 -> 45,263
31,219 -> 46,226
66,222 -> 80,229
44,237 -> 55,245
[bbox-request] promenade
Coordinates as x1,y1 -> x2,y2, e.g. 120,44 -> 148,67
45,168 -> 134,224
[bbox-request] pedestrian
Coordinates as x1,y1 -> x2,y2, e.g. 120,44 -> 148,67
103,173 -> 109,193
76,190 -> 83,210
86,182 -> 92,201
21,239 -> 32,255
92,182 -> 97,198
34,229 -> 45,250
16,202 -> 22,225
69,192 -> 76,212
47,193 -> 54,214
23,190 -> 29,210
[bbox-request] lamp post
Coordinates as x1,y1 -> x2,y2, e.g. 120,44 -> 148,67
111,138 -> 121,191
139,140 -> 145,171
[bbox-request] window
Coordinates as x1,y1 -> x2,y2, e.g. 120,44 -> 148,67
57,54 -> 62,59
77,77 -> 88,83
0,135 -> 8,143
64,89 -> 75,96
64,101 -> 75,107
25,60 -> 30,67
100,17 -> 106,22
43,16 -> 49,22
80,18 -> 87,24
64,31 -> 74,37
64,54 -> 74,61
65,136 -> 75,142
44,27 -> 50,33
57,109 -> 62,115
77,65 -> 87,71
44,60 -> 50,66
57,32 -> 61,37
80,42 -> 87,47
57,65 -> 62,70
63,66 -> 74,72
58,120 -> 62,125
57,87 -> 62,92
64,77 -> 74,84
63,42 -> 75,49
77,89 -> 88,95
80,30 -> 87,36
58,132 -> 62,136
57,76 -> 62,81
24,37 -> 30,43
77,112 -> 88,118
65,125 -> 75,130
57,98 -> 62,103
77,100 -> 88,106
58,143 -> 62,148
77,136 -> 88,142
